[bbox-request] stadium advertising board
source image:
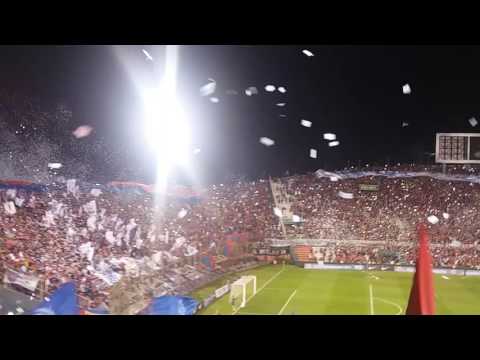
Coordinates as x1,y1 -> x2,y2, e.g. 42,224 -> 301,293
393,266 -> 415,273
359,184 -> 379,191
3,268 -> 40,292
433,268 -> 465,276
203,294 -> 216,308
304,263 -> 365,271
367,265 -> 394,271
465,270 -> 480,276
435,133 -> 480,164
215,284 -> 230,298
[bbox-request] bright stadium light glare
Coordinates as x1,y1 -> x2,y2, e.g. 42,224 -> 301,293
143,85 -> 191,178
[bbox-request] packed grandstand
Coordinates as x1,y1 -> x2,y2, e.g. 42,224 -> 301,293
2,163 -> 480,314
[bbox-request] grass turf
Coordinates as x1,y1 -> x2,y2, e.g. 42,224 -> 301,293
191,264 -> 480,315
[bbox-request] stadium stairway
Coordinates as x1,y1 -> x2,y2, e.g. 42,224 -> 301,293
290,245 -> 314,266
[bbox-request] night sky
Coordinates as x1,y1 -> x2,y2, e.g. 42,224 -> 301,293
1,45 -> 480,185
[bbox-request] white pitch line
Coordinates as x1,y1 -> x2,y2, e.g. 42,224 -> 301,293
278,289 -> 298,315
374,297 -> 403,315
369,284 -> 375,315
232,267 -> 286,315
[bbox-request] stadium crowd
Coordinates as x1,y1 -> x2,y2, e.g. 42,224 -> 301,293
2,163 -> 480,309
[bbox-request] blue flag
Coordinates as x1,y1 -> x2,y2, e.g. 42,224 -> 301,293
30,282 -> 80,315
142,296 -> 198,315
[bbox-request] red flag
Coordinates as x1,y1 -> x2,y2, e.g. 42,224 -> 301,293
406,224 -> 435,315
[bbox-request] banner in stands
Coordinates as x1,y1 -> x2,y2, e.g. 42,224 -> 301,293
359,184 -> 379,191
215,284 -> 230,298
304,263 -> 365,270
3,268 -> 40,292
0,179 -> 47,192
141,296 -> 198,315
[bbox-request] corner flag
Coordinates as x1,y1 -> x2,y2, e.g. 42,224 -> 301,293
406,224 -> 435,315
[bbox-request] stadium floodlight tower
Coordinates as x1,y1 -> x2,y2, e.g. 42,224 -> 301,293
229,275 -> 257,310
435,133 -> 480,173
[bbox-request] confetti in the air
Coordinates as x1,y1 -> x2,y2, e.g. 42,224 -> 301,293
178,208 -> 188,219
292,215 -> 301,223
310,149 -> 318,159
323,133 -> 336,141
402,84 -> 411,94
16,307 -> 24,314
301,120 -> 312,128
278,87 -> 287,93
73,125 -> 93,139
276,103 -> 286,107
200,80 -> 216,97
330,176 -> 339,182
279,114 -> 287,118
443,212 -> 450,219
245,87 -> 258,96
193,148 -> 201,155
7,312 -> 13,315
338,191 -> 354,199
274,207 -> 282,217
260,137 -> 275,147
142,49 -> 153,61
48,163 -> 62,169
210,97 -> 220,103
44,297 -> 51,302
402,122 -> 409,127
427,215 -> 439,224
302,49 -> 314,57
328,141 -> 340,147
469,117 -> 478,127
265,85 -> 276,93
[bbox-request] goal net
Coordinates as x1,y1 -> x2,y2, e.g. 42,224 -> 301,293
229,275 -> 257,310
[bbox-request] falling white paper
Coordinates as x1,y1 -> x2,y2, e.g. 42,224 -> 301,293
260,137 -> 275,147
278,86 -> 287,93
427,215 -> 439,224
178,208 -> 188,219
73,125 -> 93,139
210,97 -> 219,103
193,148 -> 201,155
200,81 -> 216,96
402,122 -> 409,127
90,189 -> 102,197
402,84 -> 411,94
292,215 -> 301,223
276,103 -> 286,107
265,85 -> 276,92
274,207 -> 282,217
338,191 -> 354,199
310,149 -> 318,159
279,114 -> 287,118
330,176 -> 339,182
469,117 -> 478,127
323,133 -> 336,141
301,120 -> 312,128
16,307 -> 24,314
48,163 -> 62,169
443,212 -> 450,219
328,141 -> 340,147
245,87 -> 258,96
302,49 -> 314,57
7,312 -> 14,315
442,275 -> 450,280
142,49 -> 154,61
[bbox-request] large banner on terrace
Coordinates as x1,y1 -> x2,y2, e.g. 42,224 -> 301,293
3,268 -> 40,292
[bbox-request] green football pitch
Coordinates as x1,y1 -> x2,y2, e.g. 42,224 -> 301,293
192,264 -> 480,315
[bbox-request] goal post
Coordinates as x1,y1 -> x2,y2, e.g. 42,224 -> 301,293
229,275 -> 257,310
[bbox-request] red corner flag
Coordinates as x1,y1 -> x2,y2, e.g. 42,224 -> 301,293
406,223 -> 435,315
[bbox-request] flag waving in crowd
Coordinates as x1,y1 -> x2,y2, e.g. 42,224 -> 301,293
406,224 -> 435,315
